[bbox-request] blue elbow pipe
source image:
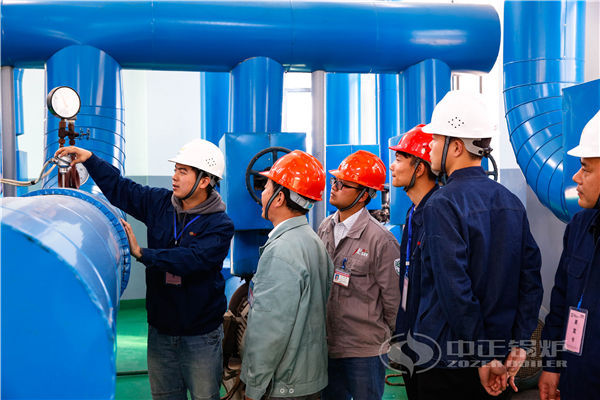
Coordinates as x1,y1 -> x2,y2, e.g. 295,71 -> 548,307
1,0 -> 499,74
503,0 -> 586,222
1,189 -> 130,399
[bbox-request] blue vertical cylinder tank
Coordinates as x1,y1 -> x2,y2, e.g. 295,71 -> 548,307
44,45 -> 126,191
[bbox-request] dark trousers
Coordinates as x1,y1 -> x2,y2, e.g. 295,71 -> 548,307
416,368 -> 513,400
322,356 -> 386,400
403,372 -> 419,400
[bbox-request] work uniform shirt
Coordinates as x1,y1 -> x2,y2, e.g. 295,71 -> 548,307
241,216 -> 334,400
542,208 -> 600,399
394,185 -> 439,338
415,167 -> 543,367
83,154 -> 234,336
318,207 -> 401,358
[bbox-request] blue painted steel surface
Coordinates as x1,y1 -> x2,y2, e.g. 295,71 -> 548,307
326,73 -> 360,145
201,72 -> 230,145
220,132 -> 306,231
385,59 -> 450,226
1,1 -> 499,74
324,144 -> 382,215
230,57 -> 284,133
44,45 -> 125,192
562,80 -> 600,217
220,132 -> 305,276
378,73 -> 401,169
1,189 -> 129,399
503,0 -> 586,222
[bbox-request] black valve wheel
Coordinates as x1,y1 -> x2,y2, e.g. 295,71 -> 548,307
486,154 -> 499,181
245,146 -> 292,205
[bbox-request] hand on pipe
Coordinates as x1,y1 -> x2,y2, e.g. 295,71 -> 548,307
121,218 -> 142,260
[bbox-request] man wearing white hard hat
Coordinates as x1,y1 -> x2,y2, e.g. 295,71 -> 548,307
538,110 -> 600,400
412,90 -> 543,398
56,139 -> 234,400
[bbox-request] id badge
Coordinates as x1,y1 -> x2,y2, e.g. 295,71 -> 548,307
165,272 -> 182,286
248,280 -> 255,308
333,269 -> 350,287
564,306 -> 588,355
401,276 -> 409,311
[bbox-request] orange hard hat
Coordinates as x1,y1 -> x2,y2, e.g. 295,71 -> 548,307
389,124 -> 433,164
260,150 -> 325,201
329,150 -> 386,191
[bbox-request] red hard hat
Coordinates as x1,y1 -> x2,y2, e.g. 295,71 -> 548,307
329,150 -> 386,191
260,150 -> 325,201
389,124 -> 433,164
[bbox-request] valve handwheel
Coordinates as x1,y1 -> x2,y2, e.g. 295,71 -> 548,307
245,146 -> 292,204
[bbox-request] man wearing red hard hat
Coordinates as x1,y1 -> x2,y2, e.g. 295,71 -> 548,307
241,150 -> 334,400
388,124 -> 439,399
318,150 -> 401,400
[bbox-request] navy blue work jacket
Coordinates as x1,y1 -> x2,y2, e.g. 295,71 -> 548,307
84,155 -> 234,336
394,185 -> 439,338
414,167 -> 543,367
542,208 -> 600,399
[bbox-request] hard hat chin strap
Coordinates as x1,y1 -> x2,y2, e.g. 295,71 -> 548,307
264,185 -> 284,221
182,171 -> 204,200
404,159 -> 422,192
340,187 -> 368,212
439,136 -> 451,185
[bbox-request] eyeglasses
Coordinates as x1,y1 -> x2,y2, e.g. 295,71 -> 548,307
330,177 -> 361,191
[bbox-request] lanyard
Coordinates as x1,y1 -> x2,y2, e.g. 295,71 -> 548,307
577,243 -> 600,309
405,206 -> 415,277
173,213 -> 201,245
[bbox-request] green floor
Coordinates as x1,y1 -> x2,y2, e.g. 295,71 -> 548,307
115,300 -> 408,400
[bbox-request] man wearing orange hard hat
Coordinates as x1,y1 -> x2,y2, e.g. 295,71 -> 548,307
240,150 -> 334,400
388,124 -> 439,399
318,150 -> 401,400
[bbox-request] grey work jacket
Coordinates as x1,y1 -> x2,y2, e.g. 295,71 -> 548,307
241,216 -> 334,399
318,208 -> 401,358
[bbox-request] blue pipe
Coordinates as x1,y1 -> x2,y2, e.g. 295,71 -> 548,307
1,189 -> 129,399
201,72 -> 230,145
230,57 -> 284,133
504,0 -> 586,222
1,0 -> 499,74
326,73 -> 360,145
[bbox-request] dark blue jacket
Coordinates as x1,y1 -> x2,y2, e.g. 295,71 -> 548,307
414,167 -> 543,367
542,208 -> 600,399
394,185 -> 439,338
84,154 -> 234,336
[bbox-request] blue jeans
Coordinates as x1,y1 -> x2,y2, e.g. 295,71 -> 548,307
147,324 -> 223,400
323,356 -> 386,400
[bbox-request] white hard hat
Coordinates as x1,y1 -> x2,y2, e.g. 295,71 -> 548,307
422,90 -> 496,139
567,110 -> 600,158
168,139 -> 225,179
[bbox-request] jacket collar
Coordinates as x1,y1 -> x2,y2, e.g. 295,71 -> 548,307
343,207 -> 370,240
413,185 -> 439,227
262,215 -> 308,250
446,166 -> 486,184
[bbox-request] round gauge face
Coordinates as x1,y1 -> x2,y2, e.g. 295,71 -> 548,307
75,163 -> 90,186
47,86 -> 81,119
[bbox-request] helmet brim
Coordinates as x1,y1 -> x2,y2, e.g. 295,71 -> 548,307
567,145 -> 600,158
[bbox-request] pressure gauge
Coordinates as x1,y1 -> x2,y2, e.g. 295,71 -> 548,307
47,86 -> 81,119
